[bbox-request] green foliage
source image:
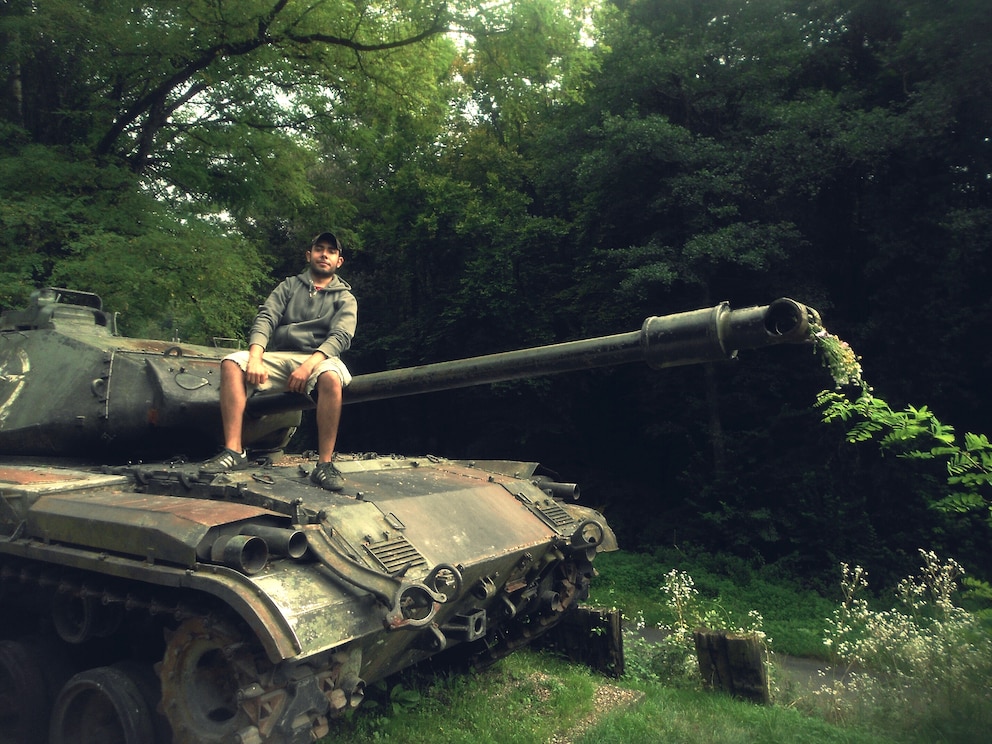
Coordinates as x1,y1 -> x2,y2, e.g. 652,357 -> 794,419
622,567 -> 768,689
3,0 -> 566,334
0,135 -> 267,339
0,0 -> 438,329
362,678 -> 423,734
590,549 -> 833,660
962,577 -> 992,627
813,319 -> 992,525
811,551 -> 992,742
591,547 -> 991,742
457,0 -> 600,142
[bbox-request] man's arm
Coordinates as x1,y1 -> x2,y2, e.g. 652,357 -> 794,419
244,344 -> 269,386
286,350 -> 328,394
248,278 -> 294,351
315,292 -> 358,359
242,278 -> 295,387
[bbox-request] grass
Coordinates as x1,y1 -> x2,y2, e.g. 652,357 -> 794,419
577,683 -> 889,744
317,548 -> 992,743
587,548 -> 836,658
318,648 -> 895,744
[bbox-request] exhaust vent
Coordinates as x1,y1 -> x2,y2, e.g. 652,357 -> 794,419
365,536 -> 427,574
533,501 -> 575,529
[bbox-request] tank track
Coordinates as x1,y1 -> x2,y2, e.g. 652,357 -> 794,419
0,538 -> 597,743
0,555 -> 362,744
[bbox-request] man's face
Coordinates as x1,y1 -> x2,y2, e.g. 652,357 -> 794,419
307,241 -> 343,279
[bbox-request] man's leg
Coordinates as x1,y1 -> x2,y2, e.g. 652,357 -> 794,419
219,358 -> 248,453
314,370 -> 343,462
200,359 -> 252,473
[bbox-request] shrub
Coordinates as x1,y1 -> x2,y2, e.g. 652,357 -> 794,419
622,568 -> 768,689
813,550 -> 992,742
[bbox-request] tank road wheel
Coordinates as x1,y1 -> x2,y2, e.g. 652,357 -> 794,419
48,666 -> 155,744
0,639 -> 58,744
112,661 -> 173,744
159,618 -> 254,744
52,592 -> 125,644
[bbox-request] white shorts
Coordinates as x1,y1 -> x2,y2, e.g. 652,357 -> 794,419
224,350 -> 352,396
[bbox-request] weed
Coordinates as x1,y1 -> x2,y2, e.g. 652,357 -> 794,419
622,568 -> 770,693
811,550 -> 992,741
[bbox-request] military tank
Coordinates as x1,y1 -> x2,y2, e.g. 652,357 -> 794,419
0,287 -> 817,744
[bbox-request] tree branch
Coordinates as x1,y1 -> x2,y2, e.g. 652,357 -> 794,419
95,1 -> 451,172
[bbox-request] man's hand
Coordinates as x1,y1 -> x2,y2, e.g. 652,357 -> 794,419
286,351 -> 328,394
245,355 -> 269,386
287,360 -> 316,394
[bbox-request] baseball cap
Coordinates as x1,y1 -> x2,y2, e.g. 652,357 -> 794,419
311,232 -> 341,251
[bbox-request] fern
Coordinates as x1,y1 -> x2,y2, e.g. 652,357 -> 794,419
809,321 -> 992,524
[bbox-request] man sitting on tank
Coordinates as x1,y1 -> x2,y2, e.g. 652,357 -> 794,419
199,231 -> 357,492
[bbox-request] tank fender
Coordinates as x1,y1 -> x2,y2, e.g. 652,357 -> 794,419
302,524 -> 454,630
558,503 -> 619,553
25,490 -> 288,568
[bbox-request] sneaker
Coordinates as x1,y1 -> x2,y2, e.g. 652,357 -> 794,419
200,448 -> 249,474
310,461 -> 345,492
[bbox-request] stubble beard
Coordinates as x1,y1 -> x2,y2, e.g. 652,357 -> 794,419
310,262 -> 336,280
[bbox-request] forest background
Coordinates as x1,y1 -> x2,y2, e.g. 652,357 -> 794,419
2,0 -> 990,591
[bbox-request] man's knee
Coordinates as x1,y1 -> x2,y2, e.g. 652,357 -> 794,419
315,370 -> 343,396
220,358 -> 246,383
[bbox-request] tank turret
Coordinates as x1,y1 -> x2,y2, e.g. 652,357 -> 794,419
0,287 -> 300,458
0,288 -> 814,458
0,289 -> 816,744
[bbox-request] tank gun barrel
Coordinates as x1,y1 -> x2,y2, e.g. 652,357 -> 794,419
1,288 -> 821,742
247,297 -> 815,416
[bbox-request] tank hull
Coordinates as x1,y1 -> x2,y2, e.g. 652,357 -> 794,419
0,454 -> 614,743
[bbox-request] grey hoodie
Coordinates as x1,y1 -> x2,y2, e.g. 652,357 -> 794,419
247,271 -> 357,360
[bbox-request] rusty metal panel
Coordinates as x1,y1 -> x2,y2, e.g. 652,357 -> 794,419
1,464 -> 132,525
344,462 -> 556,566
250,562 -> 383,657
25,489 -> 281,566
0,465 -> 129,491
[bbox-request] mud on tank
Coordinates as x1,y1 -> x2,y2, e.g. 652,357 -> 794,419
0,287 -> 817,743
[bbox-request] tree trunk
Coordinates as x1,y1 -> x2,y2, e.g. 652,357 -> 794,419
537,605 -> 624,678
693,628 -> 770,704
703,362 -> 726,472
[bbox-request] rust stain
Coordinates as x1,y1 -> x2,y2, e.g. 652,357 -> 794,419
0,467 -> 79,485
68,490 -> 279,525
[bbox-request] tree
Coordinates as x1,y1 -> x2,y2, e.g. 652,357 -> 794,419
509,0 -> 992,577
0,0 -> 461,335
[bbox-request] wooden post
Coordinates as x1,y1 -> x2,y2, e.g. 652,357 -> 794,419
537,605 -> 625,678
693,628 -> 770,704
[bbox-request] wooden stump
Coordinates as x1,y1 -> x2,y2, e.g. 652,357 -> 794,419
693,628 -> 770,704
537,605 -> 625,678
